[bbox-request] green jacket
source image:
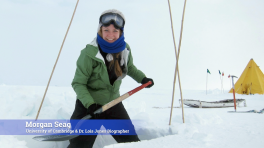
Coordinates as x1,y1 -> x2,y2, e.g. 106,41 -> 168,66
71,38 -> 146,109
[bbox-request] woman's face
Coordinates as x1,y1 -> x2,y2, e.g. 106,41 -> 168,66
101,24 -> 120,43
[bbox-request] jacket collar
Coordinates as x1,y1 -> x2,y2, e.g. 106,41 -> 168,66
89,37 -> 98,47
88,37 -> 105,64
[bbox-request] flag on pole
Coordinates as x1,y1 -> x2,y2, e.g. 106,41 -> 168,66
206,69 -> 210,95
228,74 -> 231,90
218,70 -> 222,93
207,69 -> 211,74
221,72 -> 224,93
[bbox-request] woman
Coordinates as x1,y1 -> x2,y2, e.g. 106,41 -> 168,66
68,9 -> 154,148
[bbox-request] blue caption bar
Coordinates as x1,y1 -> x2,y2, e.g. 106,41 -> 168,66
0,120 -> 140,135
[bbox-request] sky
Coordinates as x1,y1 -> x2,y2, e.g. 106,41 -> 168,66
0,0 -> 264,91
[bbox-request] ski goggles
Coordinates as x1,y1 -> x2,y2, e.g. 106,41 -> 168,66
100,13 -> 125,29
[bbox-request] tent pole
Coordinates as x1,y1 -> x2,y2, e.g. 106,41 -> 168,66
168,0 -> 187,125
35,0 -> 80,120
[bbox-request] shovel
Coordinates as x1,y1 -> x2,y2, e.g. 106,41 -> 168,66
33,81 -> 152,141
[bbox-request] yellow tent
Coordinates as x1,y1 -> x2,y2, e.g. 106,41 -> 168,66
229,59 -> 264,95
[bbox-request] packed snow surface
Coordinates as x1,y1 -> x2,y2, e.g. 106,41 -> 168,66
0,85 -> 263,148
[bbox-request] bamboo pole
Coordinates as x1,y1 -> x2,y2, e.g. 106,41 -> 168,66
168,0 -> 187,125
167,0 -> 178,125
35,0 -> 80,120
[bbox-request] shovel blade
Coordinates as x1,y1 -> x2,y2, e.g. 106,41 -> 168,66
33,135 -> 78,141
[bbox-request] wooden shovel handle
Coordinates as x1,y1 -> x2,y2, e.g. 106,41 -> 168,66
102,81 -> 152,112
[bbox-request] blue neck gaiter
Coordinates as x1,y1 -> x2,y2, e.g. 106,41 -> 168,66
97,33 -> 126,53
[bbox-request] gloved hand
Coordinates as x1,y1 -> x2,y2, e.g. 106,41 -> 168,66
141,77 -> 154,88
87,104 -> 102,119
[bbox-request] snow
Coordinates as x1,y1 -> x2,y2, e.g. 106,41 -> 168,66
0,85 -> 264,148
